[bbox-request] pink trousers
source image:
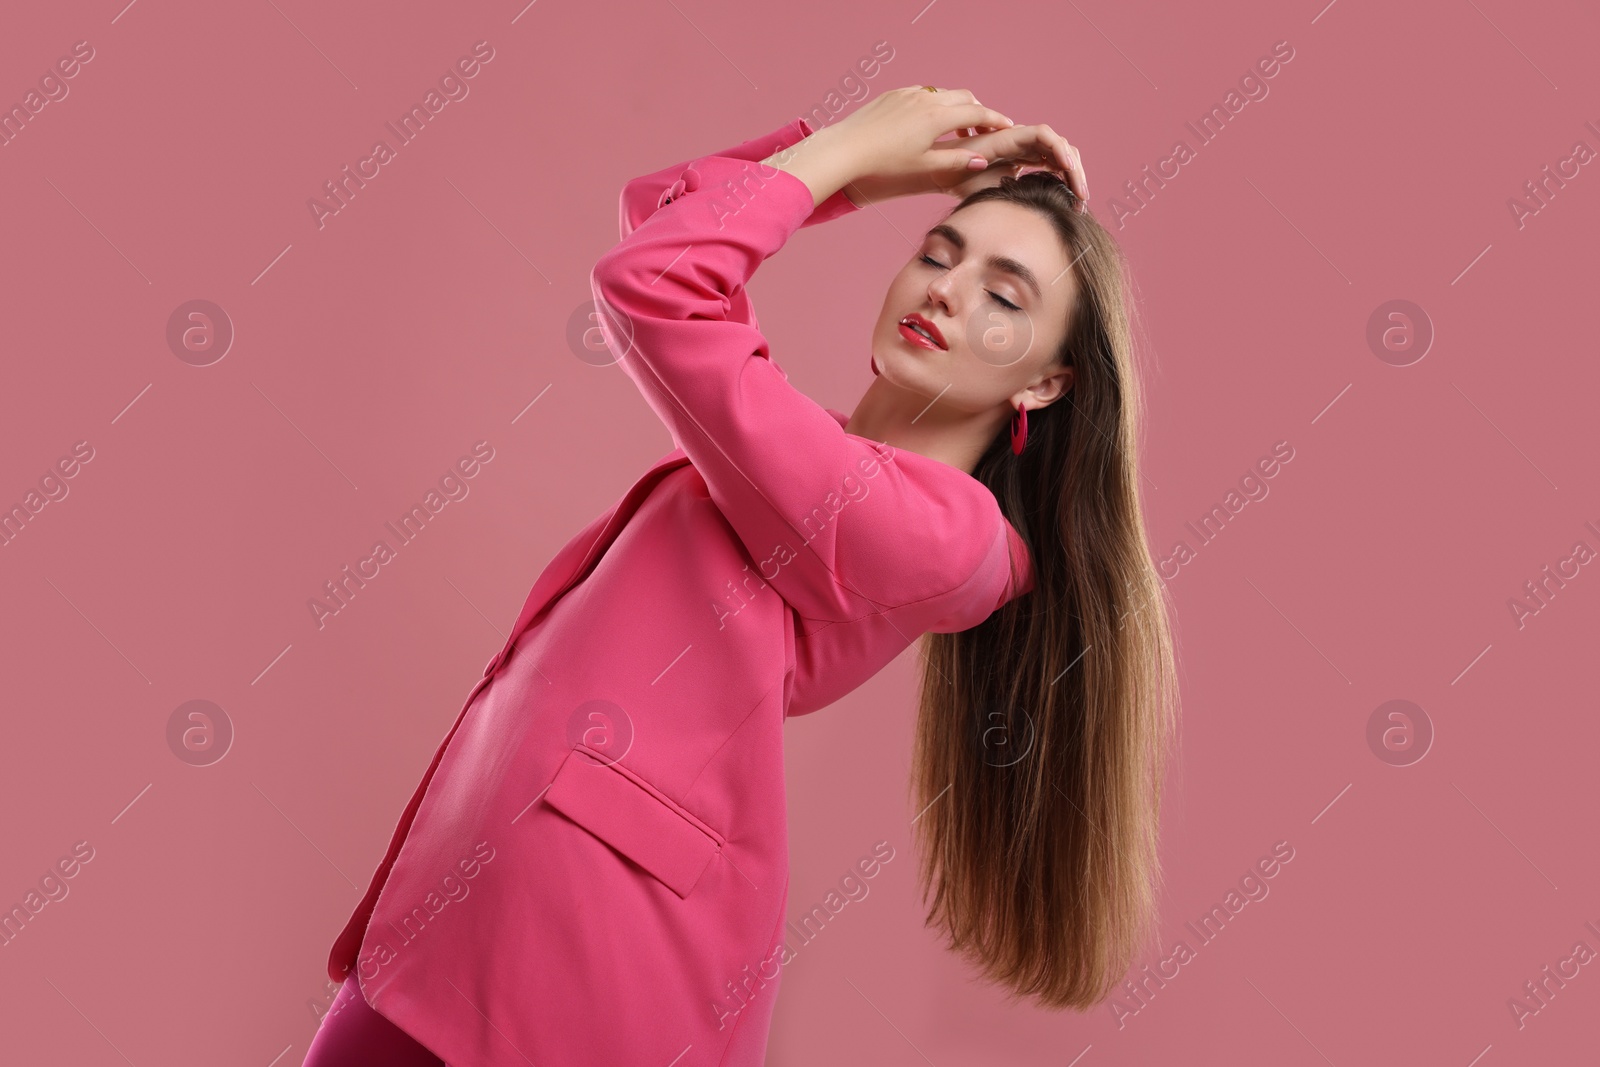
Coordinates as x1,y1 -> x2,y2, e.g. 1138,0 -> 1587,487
302,974 -> 446,1067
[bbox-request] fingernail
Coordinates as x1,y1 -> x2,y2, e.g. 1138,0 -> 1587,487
968,156 -> 988,170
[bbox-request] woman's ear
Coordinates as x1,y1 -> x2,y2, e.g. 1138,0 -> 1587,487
1033,364 -> 1074,405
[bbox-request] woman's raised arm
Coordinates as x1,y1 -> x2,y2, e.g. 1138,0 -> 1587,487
616,116 -> 859,242
590,132 -> 1023,628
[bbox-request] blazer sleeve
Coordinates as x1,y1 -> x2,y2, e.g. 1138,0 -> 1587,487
590,137 -> 1027,627
618,116 -> 859,242
924,520 -> 1036,633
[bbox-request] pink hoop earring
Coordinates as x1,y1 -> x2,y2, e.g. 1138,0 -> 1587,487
1010,403 -> 1028,455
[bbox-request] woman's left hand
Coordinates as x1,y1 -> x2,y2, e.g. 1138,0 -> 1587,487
841,120 -> 1018,208
935,122 -> 1089,206
828,94 -> 1087,209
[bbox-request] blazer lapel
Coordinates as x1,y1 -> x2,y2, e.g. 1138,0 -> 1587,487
325,445 -> 699,982
487,408 -> 850,678
478,447 -> 692,679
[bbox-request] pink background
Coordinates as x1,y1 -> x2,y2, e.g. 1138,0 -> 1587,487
2,0 -> 1598,1064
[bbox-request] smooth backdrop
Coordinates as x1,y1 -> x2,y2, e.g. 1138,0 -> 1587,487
1,1 -> 1597,1064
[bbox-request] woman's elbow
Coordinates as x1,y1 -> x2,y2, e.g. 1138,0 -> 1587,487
588,252 -> 633,307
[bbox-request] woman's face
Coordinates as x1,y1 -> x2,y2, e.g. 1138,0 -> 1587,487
871,200 -> 1076,415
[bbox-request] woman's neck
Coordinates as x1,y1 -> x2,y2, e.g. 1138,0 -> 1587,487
844,380 -> 1006,477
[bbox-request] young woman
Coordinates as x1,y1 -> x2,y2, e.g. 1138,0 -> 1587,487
305,86 -> 1177,1067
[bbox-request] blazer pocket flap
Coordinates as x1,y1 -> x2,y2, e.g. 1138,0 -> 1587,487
543,746 -> 724,899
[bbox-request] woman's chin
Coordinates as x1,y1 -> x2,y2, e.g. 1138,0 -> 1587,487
880,348 -> 947,383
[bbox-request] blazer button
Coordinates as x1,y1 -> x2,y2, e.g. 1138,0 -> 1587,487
656,167 -> 702,208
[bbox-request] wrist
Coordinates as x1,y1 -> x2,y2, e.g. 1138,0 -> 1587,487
760,125 -> 859,209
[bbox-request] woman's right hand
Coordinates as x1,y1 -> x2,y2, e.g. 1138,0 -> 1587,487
765,87 -> 1006,209
827,87 -> 1088,209
764,87 -> 1086,210
826,86 -> 1014,189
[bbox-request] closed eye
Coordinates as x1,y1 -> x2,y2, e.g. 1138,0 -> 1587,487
918,254 -> 1022,311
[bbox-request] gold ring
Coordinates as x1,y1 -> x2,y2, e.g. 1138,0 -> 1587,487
921,85 -> 938,92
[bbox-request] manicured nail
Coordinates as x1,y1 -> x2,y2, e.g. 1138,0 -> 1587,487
968,156 -> 989,170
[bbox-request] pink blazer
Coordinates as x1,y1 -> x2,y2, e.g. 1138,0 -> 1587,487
324,115 -> 1033,1067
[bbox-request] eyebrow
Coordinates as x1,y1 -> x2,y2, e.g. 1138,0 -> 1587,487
925,223 -> 1042,301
